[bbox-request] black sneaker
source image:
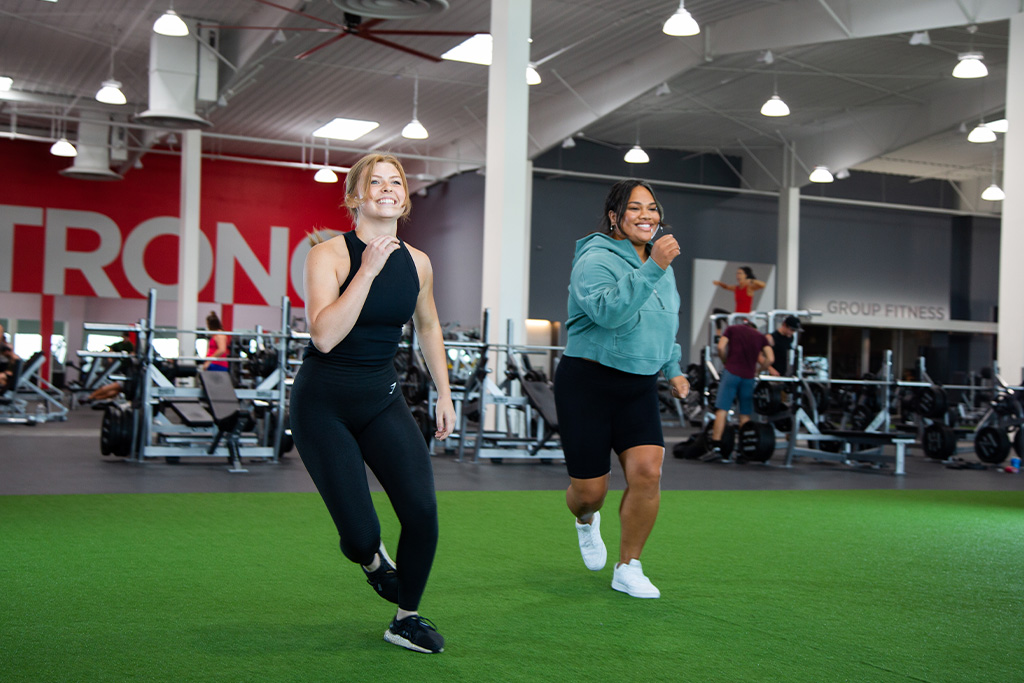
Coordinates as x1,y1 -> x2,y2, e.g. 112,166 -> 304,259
384,614 -> 445,653
362,546 -> 399,604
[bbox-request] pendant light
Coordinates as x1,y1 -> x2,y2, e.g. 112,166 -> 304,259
314,141 -> 338,183
401,75 -> 428,140
967,123 -> 996,144
662,1 -> 700,37
760,94 -> 790,117
154,4 -> 189,37
50,137 -> 78,157
808,166 -> 834,183
952,52 -> 987,79
95,48 -> 126,105
526,63 -> 541,85
981,148 -> 1004,201
760,71 -> 789,117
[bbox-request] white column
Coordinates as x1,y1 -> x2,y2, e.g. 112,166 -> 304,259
777,185 -> 800,310
481,0 -> 532,345
997,15 -> 1024,384
177,129 -> 202,359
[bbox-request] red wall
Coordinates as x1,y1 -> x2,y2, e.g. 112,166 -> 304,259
1,139 -> 353,305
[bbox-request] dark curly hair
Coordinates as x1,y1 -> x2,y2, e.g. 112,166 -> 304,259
597,179 -> 669,235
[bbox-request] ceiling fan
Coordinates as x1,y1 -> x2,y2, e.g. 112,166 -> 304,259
213,0 -> 479,62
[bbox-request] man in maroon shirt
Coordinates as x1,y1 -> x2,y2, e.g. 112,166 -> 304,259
705,320 -> 774,460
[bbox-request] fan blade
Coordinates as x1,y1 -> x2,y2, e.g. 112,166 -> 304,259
367,30 -> 481,36
210,25 -> 340,32
294,32 -> 350,60
356,33 -> 443,62
251,0 -> 345,29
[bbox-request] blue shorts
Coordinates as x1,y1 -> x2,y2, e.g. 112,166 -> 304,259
715,369 -> 754,415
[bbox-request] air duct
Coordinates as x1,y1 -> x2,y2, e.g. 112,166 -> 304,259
135,23 -> 211,129
59,118 -> 123,181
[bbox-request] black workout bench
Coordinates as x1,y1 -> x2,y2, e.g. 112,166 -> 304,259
786,429 -> 914,475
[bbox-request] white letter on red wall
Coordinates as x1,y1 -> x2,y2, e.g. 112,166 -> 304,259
44,209 -> 121,297
122,216 -> 214,300
214,222 -> 290,305
0,204 -> 43,292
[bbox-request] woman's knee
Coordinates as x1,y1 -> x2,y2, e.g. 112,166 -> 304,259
569,477 -> 609,509
622,450 -> 664,490
339,533 -> 379,565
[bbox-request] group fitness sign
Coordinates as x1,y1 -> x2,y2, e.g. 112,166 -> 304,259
0,140 -> 351,305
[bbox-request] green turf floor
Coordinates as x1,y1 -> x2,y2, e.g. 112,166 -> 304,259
2,489 -> 1022,682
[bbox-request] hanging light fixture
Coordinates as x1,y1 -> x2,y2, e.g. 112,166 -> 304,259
50,137 -> 78,157
981,148 -> 1004,201
981,183 -> 1006,202
561,136 -> 576,149
967,123 -> 996,143
952,51 -> 987,79
662,1 -> 700,37
987,118 -> 1008,134
314,141 -> 338,183
0,76 -> 12,91
96,80 -> 126,105
624,145 -> 649,164
401,75 -> 429,140
760,94 -> 790,117
760,69 -> 789,117
526,63 -> 541,86
808,166 -> 834,183
153,5 -> 189,37
95,47 -> 126,105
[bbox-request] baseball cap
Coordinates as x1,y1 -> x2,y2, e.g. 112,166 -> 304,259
784,315 -> 802,330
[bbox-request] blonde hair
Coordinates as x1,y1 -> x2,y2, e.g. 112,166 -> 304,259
344,152 -> 412,222
306,153 -> 412,246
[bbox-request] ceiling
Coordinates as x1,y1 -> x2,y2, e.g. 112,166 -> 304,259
0,0 -> 1017,196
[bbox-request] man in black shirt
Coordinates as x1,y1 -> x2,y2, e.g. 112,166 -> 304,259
768,315 -> 801,377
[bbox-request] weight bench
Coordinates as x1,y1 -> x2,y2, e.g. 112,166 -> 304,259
198,370 -> 254,473
519,379 -> 559,455
791,428 -> 913,475
159,371 -> 253,472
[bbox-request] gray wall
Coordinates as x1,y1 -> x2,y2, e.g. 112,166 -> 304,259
411,164 -> 999,371
798,203 -> 954,314
403,172 -> 485,331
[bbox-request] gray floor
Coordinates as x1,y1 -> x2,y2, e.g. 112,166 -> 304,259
2,406 -> 1020,496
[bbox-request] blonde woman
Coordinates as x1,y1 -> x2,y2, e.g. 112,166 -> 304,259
290,153 -> 455,654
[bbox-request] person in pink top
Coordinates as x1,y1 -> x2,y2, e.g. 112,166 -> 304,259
712,266 -> 765,313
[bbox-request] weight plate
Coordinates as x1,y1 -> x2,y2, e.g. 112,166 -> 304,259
99,404 -> 119,455
753,382 -> 781,415
975,425 -> 1011,464
914,386 -> 947,419
922,423 -> 956,460
737,422 -> 774,463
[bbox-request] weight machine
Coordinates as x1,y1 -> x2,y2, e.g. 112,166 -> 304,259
94,290 -> 294,472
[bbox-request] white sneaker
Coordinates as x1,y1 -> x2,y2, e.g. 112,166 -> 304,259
611,559 -> 660,598
575,511 -> 607,571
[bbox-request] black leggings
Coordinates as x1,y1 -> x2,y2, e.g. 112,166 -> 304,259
290,357 -> 438,612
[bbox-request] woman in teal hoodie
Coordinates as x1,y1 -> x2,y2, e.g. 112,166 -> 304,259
554,179 -> 689,599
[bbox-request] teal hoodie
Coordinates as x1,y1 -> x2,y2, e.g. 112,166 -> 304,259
563,232 -> 682,378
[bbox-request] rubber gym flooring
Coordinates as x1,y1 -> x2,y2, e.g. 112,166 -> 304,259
2,407 -> 1020,496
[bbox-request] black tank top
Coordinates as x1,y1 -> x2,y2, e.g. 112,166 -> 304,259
305,230 -> 420,366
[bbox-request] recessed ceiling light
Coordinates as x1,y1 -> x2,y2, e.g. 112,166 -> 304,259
312,117 -> 379,141
442,34 -> 493,65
